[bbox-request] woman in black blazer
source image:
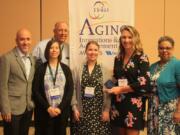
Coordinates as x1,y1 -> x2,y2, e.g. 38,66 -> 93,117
33,39 -> 73,135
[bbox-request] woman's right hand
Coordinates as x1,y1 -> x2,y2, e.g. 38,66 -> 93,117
107,87 -> 123,95
73,110 -> 80,122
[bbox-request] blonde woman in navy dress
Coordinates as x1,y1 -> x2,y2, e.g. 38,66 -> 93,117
71,41 -> 111,135
107,25 -> 151,135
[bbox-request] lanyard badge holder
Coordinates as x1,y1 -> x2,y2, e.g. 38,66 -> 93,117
48,63 -> 62,107
48,87 -> 61,107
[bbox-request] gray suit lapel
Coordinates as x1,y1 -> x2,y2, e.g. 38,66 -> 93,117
13,48 -> 27,80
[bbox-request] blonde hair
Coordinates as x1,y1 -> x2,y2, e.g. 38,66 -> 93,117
119,25 -> 143,58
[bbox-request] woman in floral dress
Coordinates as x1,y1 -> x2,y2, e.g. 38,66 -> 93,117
71,41 -> 111,135
147,36 -> 180,135
107,25 -> 151,135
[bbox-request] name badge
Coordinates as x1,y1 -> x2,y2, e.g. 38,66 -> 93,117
84,87 -> 95,97
118,79 -> 128,87
48,88 -> 60,97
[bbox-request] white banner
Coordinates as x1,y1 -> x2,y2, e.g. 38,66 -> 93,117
69,0 -> 134,76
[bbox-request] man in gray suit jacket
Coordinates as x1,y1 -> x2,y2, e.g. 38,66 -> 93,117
0,28 -> 35,135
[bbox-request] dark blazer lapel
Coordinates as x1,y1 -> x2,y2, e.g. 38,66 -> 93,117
28,55 -> 35,80
13,48 -> 27,80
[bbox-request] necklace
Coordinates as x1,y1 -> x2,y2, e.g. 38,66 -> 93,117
151,61 -> 169,81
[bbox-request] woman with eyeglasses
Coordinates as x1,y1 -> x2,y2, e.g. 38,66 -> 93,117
147,36 -> 180,135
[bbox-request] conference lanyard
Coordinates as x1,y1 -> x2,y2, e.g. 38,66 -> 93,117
48,63 -> 59,87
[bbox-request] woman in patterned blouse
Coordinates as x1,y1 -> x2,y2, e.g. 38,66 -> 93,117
107,25 -> 151,135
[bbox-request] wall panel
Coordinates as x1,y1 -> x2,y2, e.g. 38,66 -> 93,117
135,0 -> 165,63
165,0 -> 180,59
41,0 -> 68,40
0,0 -> 40,54
0,0 -> 179,61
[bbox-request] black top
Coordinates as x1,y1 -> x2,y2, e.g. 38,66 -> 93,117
111,52 -> 152,129
32,62 -> 74,112
113,52 -> 151,96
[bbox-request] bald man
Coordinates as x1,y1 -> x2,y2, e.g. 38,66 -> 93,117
33,22 -> 69,65
0,28 -> 35,135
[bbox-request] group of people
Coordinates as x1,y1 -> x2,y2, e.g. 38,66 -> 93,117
0,21 -> 179,135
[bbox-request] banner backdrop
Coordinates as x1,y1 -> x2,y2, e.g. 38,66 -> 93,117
69,0 -> 134,76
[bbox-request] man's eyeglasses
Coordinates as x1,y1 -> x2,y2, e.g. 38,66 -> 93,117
158,46 -> 173,51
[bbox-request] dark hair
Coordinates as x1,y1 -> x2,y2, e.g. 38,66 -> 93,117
44,39 -> 62,61
85,40 -> 100,51
158,36 -> 175,47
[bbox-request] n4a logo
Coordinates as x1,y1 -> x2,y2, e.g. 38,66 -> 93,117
105,50 -> 116,55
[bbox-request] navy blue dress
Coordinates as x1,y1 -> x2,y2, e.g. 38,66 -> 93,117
72,64 -> 111,135
111,52 -> 151,130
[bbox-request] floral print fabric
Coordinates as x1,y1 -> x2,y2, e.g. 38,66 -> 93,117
147,57 -> 180,135
147,95 -> 159,135
158,99 -> 180,135
111,52 -> 151,130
